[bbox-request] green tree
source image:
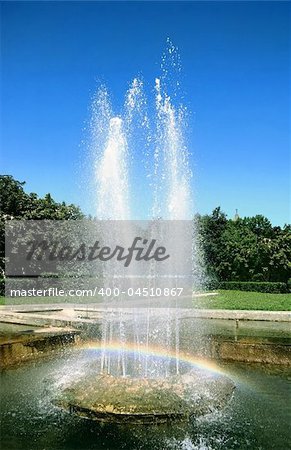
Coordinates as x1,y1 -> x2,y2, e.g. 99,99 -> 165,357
196,207 -> 228,280
197,208 -> 291,284
0,175 -> 84,283
0,175 -> 83,220
0,176 -> 29,217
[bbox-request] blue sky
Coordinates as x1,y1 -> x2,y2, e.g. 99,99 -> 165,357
1,1 -> 290,225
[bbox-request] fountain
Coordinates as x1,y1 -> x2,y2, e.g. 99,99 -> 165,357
55,40 -> 235,423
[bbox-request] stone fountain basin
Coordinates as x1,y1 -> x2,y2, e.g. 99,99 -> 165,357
54,370 -> 235,424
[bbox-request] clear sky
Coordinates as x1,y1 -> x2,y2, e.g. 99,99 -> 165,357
1,1 -> 290,225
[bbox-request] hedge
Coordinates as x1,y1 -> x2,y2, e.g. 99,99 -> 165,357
218,281 -> 289,294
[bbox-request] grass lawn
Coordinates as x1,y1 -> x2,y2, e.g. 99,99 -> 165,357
0,290 -> 290,311
0,296 -> 101,306
194,290 -> 291,311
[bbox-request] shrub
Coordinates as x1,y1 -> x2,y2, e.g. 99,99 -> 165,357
252,273 -> 265,282
204,278 -> 220,291
218,281 -> 288,294
0,277 -> 4,296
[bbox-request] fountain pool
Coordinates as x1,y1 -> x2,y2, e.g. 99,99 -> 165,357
0,343 -> 290,450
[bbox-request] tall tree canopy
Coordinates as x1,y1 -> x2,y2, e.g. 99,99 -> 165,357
196,208 -> 291,283
0,175 -> 83,220
0,175 -> 84,277
0,175 -> 290,284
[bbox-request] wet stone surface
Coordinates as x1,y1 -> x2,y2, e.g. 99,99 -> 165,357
55,370 -> 235,424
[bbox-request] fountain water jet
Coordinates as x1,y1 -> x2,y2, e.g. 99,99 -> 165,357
96,116 -> 129,220
154,77 -> 191,220
55,40 -> 235,423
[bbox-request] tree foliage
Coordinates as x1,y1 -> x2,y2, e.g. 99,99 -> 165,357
0,175 -> 84,276
0,176 -> 290,284
196,208 -> 291,283
0,175 -> 84,220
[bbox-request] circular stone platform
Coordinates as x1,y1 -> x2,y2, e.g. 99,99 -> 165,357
54,370 -> 235,424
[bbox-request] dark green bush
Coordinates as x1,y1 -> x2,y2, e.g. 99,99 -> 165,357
252,273 -> 265,282
204,278 -> 220,290
218,281 -> 289,294
0,277 -> 4,296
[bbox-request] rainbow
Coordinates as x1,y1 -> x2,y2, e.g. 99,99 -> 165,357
74,340 -> 226,376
